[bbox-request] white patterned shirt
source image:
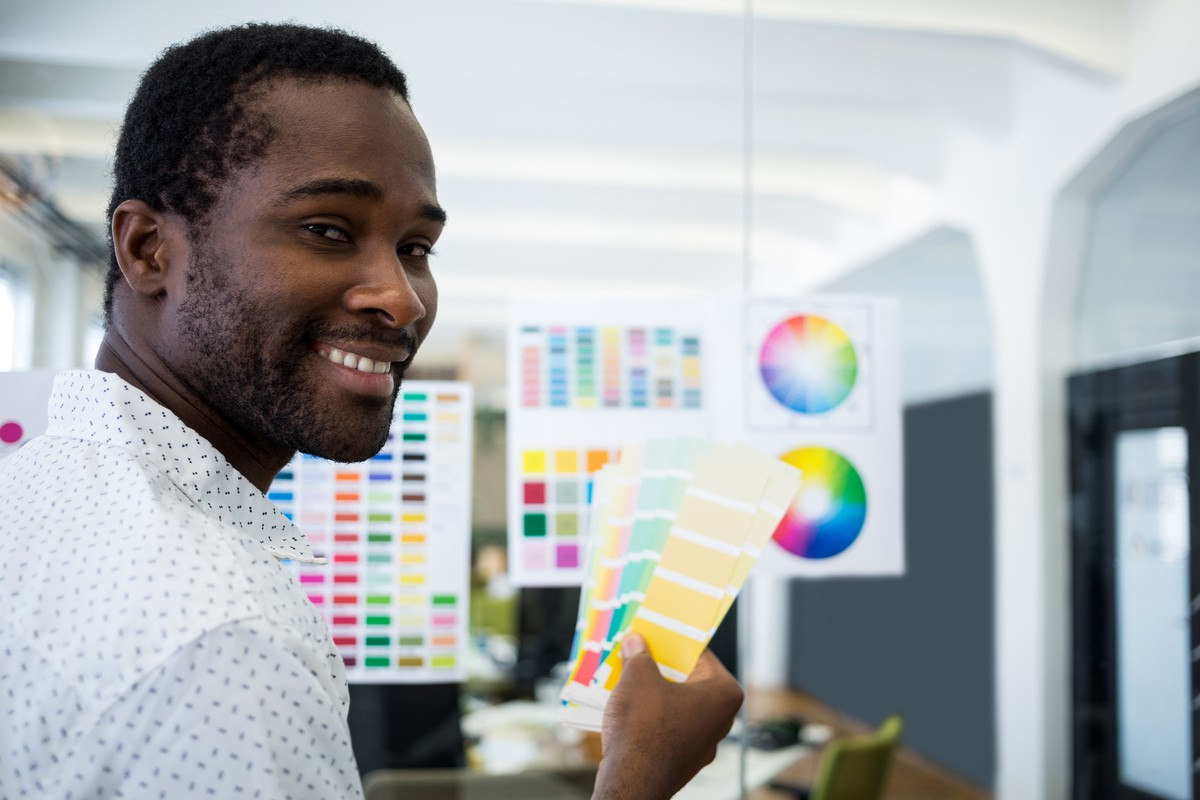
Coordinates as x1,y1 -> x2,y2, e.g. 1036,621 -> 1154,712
0,370 -> 363,799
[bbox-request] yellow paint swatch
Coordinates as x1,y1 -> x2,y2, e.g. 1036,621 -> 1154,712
555,449 -> 579,473
523,450 -> 547,474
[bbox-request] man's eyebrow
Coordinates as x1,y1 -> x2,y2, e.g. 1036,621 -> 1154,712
274,178 -> 447,225
420,203 -> 448,225
275,178 -> 384,205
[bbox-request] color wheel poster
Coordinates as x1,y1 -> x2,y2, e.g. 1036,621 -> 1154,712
269,381 -> 473,682
738,296 -> 904,577
507,295 -> 715,587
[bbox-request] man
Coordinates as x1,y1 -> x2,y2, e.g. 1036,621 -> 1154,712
0,23 -> 742,799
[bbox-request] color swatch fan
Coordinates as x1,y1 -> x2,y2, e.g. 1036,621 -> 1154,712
557,438 -> 801,730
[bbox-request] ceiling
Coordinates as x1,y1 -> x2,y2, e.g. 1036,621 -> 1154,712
0,0 -> 1126,352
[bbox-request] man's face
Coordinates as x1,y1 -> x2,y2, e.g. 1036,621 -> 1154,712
162,77 -> 443,463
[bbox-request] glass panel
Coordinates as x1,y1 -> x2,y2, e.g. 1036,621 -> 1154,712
0,275 -> 15,371
1075,110 -> 1200,368
820,227 -> 991,404
1115,426 -> 1192,799
81,315 -> 104,369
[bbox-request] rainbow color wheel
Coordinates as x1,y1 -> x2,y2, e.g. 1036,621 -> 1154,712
772,447 -> 867,559
759,315 -> 858,414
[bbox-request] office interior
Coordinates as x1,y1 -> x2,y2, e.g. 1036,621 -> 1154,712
1,1 -> 1197,798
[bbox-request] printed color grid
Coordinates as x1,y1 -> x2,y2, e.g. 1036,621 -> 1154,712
269,382 -> 472,683
519,325 -> 702,410
518,446 -> 619,575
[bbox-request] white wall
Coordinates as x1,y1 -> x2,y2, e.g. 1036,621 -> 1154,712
916,2 -> 1199,796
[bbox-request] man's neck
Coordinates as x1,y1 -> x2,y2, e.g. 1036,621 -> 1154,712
94,331 -> 293,493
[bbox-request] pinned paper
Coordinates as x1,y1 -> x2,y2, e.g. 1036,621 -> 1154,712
506,296 -> 716,587
270,382 -> 473,684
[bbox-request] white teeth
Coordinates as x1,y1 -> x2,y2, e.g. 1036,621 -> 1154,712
319,345 -> 392,374
356,357 -> 392,375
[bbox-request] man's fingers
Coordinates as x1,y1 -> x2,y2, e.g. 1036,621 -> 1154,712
684,650 -> 744,723
686,648 -> 734,683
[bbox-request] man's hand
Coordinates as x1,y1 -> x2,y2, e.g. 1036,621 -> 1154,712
593,633 -> 744,799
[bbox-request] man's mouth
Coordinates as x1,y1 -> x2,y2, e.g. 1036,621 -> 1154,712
313,343 -> 394,375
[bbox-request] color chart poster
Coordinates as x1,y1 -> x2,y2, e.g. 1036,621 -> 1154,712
0,369 -> 57,462
737,296 -> 904,577
270,381 -> 472,683
507,296 -> 716,586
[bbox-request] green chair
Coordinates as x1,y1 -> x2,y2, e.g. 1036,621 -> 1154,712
806,714 -> 902,796
800,715 -> 904,800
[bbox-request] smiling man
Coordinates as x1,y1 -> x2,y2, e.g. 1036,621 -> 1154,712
0,23 -> 741,800
104,74 -> 442,485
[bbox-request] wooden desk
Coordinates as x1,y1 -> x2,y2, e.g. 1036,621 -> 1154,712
457,688 -> 991,799
744,688 -> 991,800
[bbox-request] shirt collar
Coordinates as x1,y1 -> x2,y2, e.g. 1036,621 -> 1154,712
45,369 -> 324,564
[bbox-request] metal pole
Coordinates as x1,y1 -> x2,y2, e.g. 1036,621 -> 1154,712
739,2 -> 754,797
742,0 -> 754,298
734,3 -> 753,796
737,581 -> 752,799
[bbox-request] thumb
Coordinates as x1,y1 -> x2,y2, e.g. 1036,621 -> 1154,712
621,632 -> 649,659
616,633 -> 662,683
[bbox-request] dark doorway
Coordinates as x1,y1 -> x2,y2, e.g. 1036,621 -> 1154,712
1070,353 -> 1198,800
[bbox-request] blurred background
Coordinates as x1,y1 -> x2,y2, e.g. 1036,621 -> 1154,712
1,1 -> 1197,798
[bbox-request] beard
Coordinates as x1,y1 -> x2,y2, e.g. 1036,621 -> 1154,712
173,248 -> 413,463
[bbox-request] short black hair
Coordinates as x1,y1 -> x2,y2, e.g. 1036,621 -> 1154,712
104,22 -> 410,322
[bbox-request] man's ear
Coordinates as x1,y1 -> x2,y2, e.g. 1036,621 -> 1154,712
111,199 -> 187,300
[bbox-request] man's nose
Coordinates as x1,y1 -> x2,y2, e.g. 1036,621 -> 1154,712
343,249 -> 427,327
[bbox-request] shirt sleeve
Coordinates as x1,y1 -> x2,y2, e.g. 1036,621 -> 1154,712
47,617 -> 363,800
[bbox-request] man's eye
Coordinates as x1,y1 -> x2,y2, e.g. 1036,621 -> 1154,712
399,243 -> 435,258
305,223 -> 351,243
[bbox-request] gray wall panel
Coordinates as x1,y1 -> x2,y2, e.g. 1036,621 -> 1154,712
787,391 -> 994,787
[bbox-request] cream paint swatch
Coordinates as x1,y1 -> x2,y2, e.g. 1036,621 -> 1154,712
712,460 -> 803,627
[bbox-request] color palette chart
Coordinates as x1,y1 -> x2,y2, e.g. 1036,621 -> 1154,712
508,296 -> 716,587
518,324 -> 703,409
517,446 -> 619,581
269,381 -> 472,683
557,438 -> 801,731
